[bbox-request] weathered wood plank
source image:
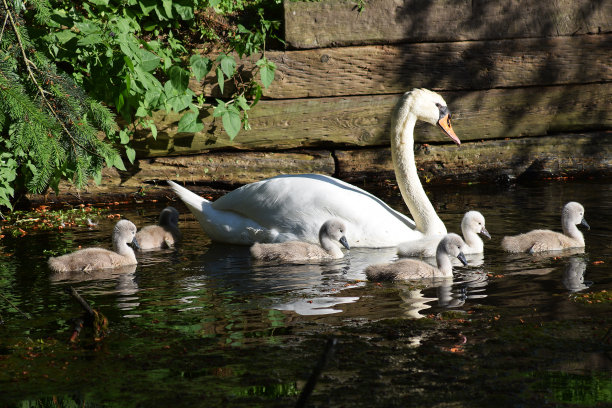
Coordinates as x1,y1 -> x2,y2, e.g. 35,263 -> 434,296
196,34 -> 612,99
284,0 -> 612,48
336,131 -> 612,184
131,83 -> 612,157
117,151 -> 335,186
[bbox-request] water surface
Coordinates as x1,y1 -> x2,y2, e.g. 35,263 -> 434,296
1,179 -> 611,407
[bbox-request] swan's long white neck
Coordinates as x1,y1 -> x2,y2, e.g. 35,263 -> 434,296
563,220 -> 584,245
435,251 -> 454,277
391,100 -> 446,236
114,237 -> 137,262
320,234 -> 343,258
463,228 -> 484,252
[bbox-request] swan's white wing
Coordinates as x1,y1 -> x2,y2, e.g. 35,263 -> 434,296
212,174 -> 420,247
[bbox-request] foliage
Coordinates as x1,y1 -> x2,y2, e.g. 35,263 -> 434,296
28,0 -> 282,141
0,0 -> 281,211
0,0 -> 125,210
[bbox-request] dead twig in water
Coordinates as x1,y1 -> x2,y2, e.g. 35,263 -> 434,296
66,286 -> 109,343
295,337 -> 337,408
0,291 -> 31,319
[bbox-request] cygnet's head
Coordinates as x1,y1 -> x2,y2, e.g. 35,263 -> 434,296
159,206 -> 180,227
114,219 -> 140,249
562,202 -> 589,229
320,219 -> 350,250
407,88 -> 460,145
437,233 -> 468,266
462,211 -> 491,239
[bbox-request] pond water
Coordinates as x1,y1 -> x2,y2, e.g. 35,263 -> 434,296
1,179 -> 612,407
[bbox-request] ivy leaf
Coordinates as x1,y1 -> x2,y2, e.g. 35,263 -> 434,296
257,58 -> 276,89
168,65 -> 190,93
177,111 -> 204,133
190,55 -> 212,81
119,129 -> 130,144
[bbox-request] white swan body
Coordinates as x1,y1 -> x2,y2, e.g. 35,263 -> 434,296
397,210 -> 490,257
366,233 -> 468,281
48,220 -> 140,272
168,88 -> 460,248
250,219 -> 350,262
136,206 -> 181,250
501,202 -> 589,253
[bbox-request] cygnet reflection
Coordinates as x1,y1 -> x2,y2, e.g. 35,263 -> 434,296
562,257 -> 592,292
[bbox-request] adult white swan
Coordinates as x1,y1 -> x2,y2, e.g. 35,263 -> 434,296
168,88 -> 460,247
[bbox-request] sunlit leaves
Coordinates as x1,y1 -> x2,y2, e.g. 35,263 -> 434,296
257,58 -> 276,89
177,110 -> 204,133
190,55 -> 211,81
213,100 -> 241,140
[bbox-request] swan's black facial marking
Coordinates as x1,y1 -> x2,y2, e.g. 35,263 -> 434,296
435,102 -> 452,125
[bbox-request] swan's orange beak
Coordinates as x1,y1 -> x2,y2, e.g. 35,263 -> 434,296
437,114 -> 460,146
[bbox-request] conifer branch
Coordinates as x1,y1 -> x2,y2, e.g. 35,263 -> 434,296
1,0 -> 101,159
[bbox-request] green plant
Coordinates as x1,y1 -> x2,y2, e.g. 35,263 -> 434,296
0,0 -> 125,211
30,0 -> 281,141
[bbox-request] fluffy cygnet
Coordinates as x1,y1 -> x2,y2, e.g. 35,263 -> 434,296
48,219 -> 140,272
250,219 -> 350,262
501,201 -> 589,253
397,211 -> 490,257
366,233 -> 468,281
135,206 -> 181,250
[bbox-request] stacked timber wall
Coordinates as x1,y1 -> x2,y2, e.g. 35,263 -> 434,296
53,0 -> 612,201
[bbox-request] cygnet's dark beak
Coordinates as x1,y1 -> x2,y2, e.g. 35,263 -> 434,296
457,252 -> 468,267
580,218 -> 590,230
339,236 -> 350,250
480,226 -> 491,240
131,237 -> 141,250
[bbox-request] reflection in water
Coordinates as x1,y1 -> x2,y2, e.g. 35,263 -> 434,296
562,257 -> 592,293
49,264 -> 140,313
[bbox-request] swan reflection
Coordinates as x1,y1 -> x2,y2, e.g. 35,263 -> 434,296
562,257 -> 592,292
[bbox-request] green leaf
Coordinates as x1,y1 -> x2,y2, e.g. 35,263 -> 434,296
257,58 -> 276,89
77,34 -> 104,46
119,129 -> 130,144
113,155 -> 126,171
190,55 -> 211,81
138,49 -> 161,72
162,0 -> 173,17
216,66 -> 224,94
221,106 -> 241,140
174,1 -> 194,20
213,99 -> 227,117
177,111 -> 204,133
217,54 -> 236,78
168,65 -> 190,93
149,122 -> 158,139
126,146 -> 136,164
235,95 -> 250,111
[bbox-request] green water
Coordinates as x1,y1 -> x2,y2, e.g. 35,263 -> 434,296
1,180 -> 611,407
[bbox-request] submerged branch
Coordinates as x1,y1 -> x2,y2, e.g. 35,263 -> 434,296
0,291 -> 31,319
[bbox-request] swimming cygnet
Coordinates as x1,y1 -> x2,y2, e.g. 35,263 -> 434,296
135,206 -> 181,250
250,219 -> 350,262
501,201 -> 589,254
366,233 -> 468,281
397,211 -> 490,257
48,219 -> 140,272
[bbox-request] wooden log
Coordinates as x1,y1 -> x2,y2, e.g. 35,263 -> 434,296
117,151 -> 335,186
336,131 -> 612,184
195,34 -> 612,99
284,0 -> 612,48
131,83 -> 612,157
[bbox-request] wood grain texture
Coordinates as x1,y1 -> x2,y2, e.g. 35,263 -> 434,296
131,83 -> 612,157
284,0 -> 612,48
336,131 -> 612,184
195,34 -> 612,99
